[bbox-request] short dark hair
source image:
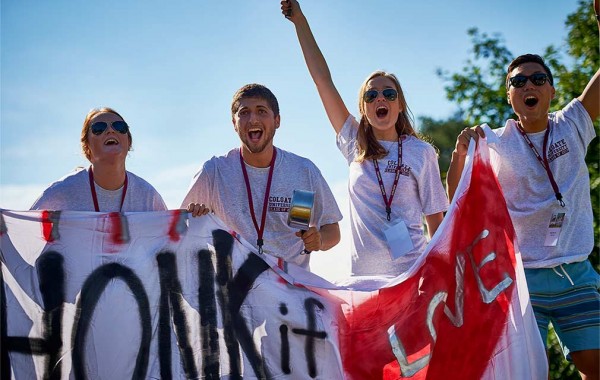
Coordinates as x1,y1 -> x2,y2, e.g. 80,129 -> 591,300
231,83 -> 280,117
506,54 -> 554,88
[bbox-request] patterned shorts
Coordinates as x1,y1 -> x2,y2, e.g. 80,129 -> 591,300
525,260 -> 600,357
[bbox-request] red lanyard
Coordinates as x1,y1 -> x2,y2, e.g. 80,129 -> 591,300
373,137 -> 403,221
88,166 -> 128,212
515,122 -> 565,207
239,148 -> 277,254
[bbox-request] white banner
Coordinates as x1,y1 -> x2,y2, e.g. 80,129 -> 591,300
1,140 -> 547,379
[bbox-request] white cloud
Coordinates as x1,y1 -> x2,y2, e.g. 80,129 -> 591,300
0,184 -> 46,210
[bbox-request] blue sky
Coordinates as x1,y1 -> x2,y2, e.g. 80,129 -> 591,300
0,0 -> 582,279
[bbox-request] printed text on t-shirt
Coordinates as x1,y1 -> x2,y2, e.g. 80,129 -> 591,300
547,139 -> 569,162
268,196 -> 291,212
384,160 -> 411,176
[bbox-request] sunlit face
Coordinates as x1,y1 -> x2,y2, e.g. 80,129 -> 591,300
363,76 -> 401,140
507,62 -> 555,124
86,112 -> 130,164
232,97 -> 280,154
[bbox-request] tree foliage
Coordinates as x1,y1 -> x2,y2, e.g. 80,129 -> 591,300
419,113 -> 466,176
422,1 -> 598,378
435,28 -> 513,128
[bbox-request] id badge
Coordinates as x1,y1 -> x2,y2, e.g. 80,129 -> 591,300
383,219 -> 414,260
544,209 -> 567,247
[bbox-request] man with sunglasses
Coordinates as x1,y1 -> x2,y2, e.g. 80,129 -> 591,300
31,107 -> 167,212
183,84 -> 342,270
447,6 -> 600,375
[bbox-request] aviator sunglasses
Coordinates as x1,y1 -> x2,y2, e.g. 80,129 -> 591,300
363,88 -> 398,103
508,73 -> 550,88
90,120 -> 129,135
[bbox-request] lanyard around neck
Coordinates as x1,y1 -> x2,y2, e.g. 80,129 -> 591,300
372,137 -> 403,221
515,121 -> 565,207
239,148 -> 277,254
88,166 -> 128,212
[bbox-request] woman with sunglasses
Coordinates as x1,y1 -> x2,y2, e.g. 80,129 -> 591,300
281,0 -> 448,278
31,107 -> 167,212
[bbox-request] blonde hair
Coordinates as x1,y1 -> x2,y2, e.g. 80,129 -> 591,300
355,71 -> 417,162
80,107 -> 132,161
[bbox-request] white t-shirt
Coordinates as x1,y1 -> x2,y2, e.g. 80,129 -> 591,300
337,116 -> 449,276
181,147 -> 343,269
489,99 -> 595,268
31,167 -> 167,212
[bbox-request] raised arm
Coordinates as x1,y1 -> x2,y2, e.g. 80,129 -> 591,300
281,0 -> 350,133
446,127 -> 485,202
577,0 -> 600,120
446,133 -> 470,203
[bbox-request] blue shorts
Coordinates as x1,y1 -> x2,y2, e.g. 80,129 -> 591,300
524,260 -> 600,358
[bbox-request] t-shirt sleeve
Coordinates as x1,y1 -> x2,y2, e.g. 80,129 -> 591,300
180,160 -> 215,209
555,98 -> 596,149
152,192 -> 168,211
29,179 -> 75,211
418,144 -> 449,215
30,188 -> 61,210
136,176 -> 168,211
336,115 -> 359,165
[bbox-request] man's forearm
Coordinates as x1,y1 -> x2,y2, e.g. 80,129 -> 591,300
318,223 -> 340,251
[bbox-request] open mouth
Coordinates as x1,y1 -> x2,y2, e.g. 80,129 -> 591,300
248,128 -> 263,142
524,96 -> 539,107
376,106 -> 389,118
104,138 -> 119,146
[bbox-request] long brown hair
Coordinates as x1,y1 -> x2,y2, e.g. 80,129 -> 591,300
356,71 -> 417,162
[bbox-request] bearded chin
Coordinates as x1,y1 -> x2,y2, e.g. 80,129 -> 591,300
248,144 -> 267,154
246,130 -> 275,154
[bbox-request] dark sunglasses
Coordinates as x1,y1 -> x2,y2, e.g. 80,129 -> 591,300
90,121 -> 129,135
508,73 -> 549,88
363,88 -> 398,103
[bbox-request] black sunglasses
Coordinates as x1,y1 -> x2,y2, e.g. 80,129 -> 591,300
90,121 -> 129,135
363,88 -> 398,103
508,73 -> 549,88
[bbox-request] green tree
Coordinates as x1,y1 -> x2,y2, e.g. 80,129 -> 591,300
435,28 -> 513,128
428,1 -> 598,379
418,113 -> 466,177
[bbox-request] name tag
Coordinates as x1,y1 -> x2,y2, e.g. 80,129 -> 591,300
544,211 -> 566,247
383,219 -> 414,260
